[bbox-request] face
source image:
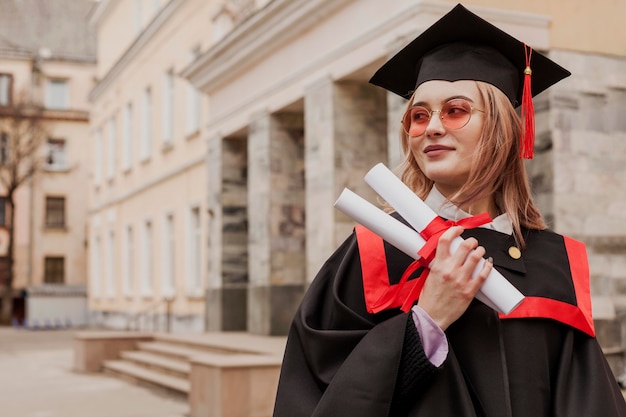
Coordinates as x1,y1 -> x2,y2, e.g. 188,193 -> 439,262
406,80 -> 485,196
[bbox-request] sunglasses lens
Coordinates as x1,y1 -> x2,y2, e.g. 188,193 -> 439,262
402,99 -> 475,136
402,106 -> 430,136
441,99 -> 472,129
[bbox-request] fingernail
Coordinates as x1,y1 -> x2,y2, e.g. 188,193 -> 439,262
487,256 -> 493,264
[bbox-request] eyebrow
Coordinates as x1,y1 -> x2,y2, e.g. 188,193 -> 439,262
411,95 -> 475,108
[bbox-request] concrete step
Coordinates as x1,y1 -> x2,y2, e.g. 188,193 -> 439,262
153,331 -> 286,356
76,331 -> 286,417
136,341 -> 224,361
103,359 -> 190,397
119,350 -> 190,378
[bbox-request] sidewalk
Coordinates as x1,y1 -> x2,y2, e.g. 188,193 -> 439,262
0,327 -> 188,417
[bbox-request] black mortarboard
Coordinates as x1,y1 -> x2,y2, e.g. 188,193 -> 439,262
369,3 -> 571,158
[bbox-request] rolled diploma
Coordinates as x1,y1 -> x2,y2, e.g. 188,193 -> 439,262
335,188 -> 426,258
363,163 -> 523,314
334,188 -> 501,312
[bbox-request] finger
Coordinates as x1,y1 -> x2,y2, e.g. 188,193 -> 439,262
469,254 -> 493,292
459,245 -> 486,277
452,237 -> 480,264
436,226 -> 465,258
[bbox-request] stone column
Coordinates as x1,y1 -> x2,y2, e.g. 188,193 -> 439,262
205,134 -> 223,332
205,134 -> 248,332
550,50 -> 626,378
247,111 -> 306,335
525,92 -> 555,226
387,92 -> 408,170
304,77 -> 388,284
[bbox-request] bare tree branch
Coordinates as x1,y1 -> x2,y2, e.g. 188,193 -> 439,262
0,95 -> 48,324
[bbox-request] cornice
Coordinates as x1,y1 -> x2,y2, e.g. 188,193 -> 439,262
181,0 -> 355,92
88,0 -> 184,103
88,0 -> 116,26
181,0 -> 551,94
461,3 -> 550,30
0,104 -> 89,121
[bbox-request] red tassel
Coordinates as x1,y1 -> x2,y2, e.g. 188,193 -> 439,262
520,44 -> 535,159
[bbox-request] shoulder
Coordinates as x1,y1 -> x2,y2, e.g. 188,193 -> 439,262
525,227 -> 586,248
523,228 -> 589,271
502,228 -> 595,336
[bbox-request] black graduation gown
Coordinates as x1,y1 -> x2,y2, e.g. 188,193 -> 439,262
273,220 -> 626,417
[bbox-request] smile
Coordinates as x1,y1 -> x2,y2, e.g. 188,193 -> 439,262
424,145 -> 455,155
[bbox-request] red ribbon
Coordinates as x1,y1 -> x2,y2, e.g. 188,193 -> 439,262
399,212 -> 493,312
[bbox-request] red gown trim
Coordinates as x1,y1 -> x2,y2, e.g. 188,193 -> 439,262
499,236 -> 595,337
355,225 -> 421,314
356,225 -> 595,336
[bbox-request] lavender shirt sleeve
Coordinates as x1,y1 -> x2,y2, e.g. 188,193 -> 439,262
411,305 -> 449,367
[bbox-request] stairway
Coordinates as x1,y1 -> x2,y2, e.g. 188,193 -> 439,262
103,344 -> 192,397
101,332 -> 286,402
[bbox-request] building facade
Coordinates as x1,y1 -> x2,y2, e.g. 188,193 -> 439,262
0,0 -> 96,324
88,0 -> 626,344
88,0 -> 239,332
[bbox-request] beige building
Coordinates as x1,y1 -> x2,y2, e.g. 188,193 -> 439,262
89,0 -> 626,349
88,0 -> 234,332
0,0 -> 96,325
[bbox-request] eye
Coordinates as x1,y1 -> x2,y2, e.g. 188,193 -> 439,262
443,100 -> 471,119
410,107 -> 430,123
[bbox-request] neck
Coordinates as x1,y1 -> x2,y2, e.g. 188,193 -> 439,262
435,184 -> 498,218
460,200 -> 498,218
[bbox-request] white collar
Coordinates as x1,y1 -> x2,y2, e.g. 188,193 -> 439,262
424,186 -> 513,235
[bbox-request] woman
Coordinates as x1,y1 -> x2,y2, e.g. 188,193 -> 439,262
273,4 -> 626,417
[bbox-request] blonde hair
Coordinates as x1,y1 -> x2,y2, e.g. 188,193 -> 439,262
397,81 -> 545,248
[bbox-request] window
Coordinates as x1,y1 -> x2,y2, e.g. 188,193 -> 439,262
122,103 -> 133,170
106,230 -> 115,298
123,225 -> 134,296
45,138 -> 67,170
162,214 -> 175,297
0,197 -> 7,226
44,257 -> 64,284
91,235 -> 101,298
0,74 -> 12,106
186,48 -> 201,135
187,206 -> 201,294
186,83 -> 201,135
45,79 -> 69,110
107,116 -> 116,179
0,132 -> 9,165
213,9 -> 235,42
45,196 -> 65,228
162,70 -> 174,144
141,220 -> 153,296
141,87 -> 152,160
94,129 -> 103,186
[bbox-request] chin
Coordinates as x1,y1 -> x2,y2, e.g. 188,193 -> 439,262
426,173 -> 467,191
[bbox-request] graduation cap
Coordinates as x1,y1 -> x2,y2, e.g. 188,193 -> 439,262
369,3 -> 571,159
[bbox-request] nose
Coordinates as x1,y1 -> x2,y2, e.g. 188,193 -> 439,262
424,109 -> 445,136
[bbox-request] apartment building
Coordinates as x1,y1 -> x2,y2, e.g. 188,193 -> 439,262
0,0 -> 96,324
87,0 -> 251,332
89,0 -> 626,339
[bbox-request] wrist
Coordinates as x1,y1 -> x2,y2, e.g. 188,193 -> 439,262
416,302 -> 450,331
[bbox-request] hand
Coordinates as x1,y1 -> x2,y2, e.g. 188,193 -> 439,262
417,226 -> 493,331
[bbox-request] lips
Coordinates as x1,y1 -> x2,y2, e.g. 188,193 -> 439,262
423,144 -> 455,154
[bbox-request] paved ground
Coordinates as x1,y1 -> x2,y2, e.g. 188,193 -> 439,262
2,326 -> 623,416
0,327 -> 188,417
